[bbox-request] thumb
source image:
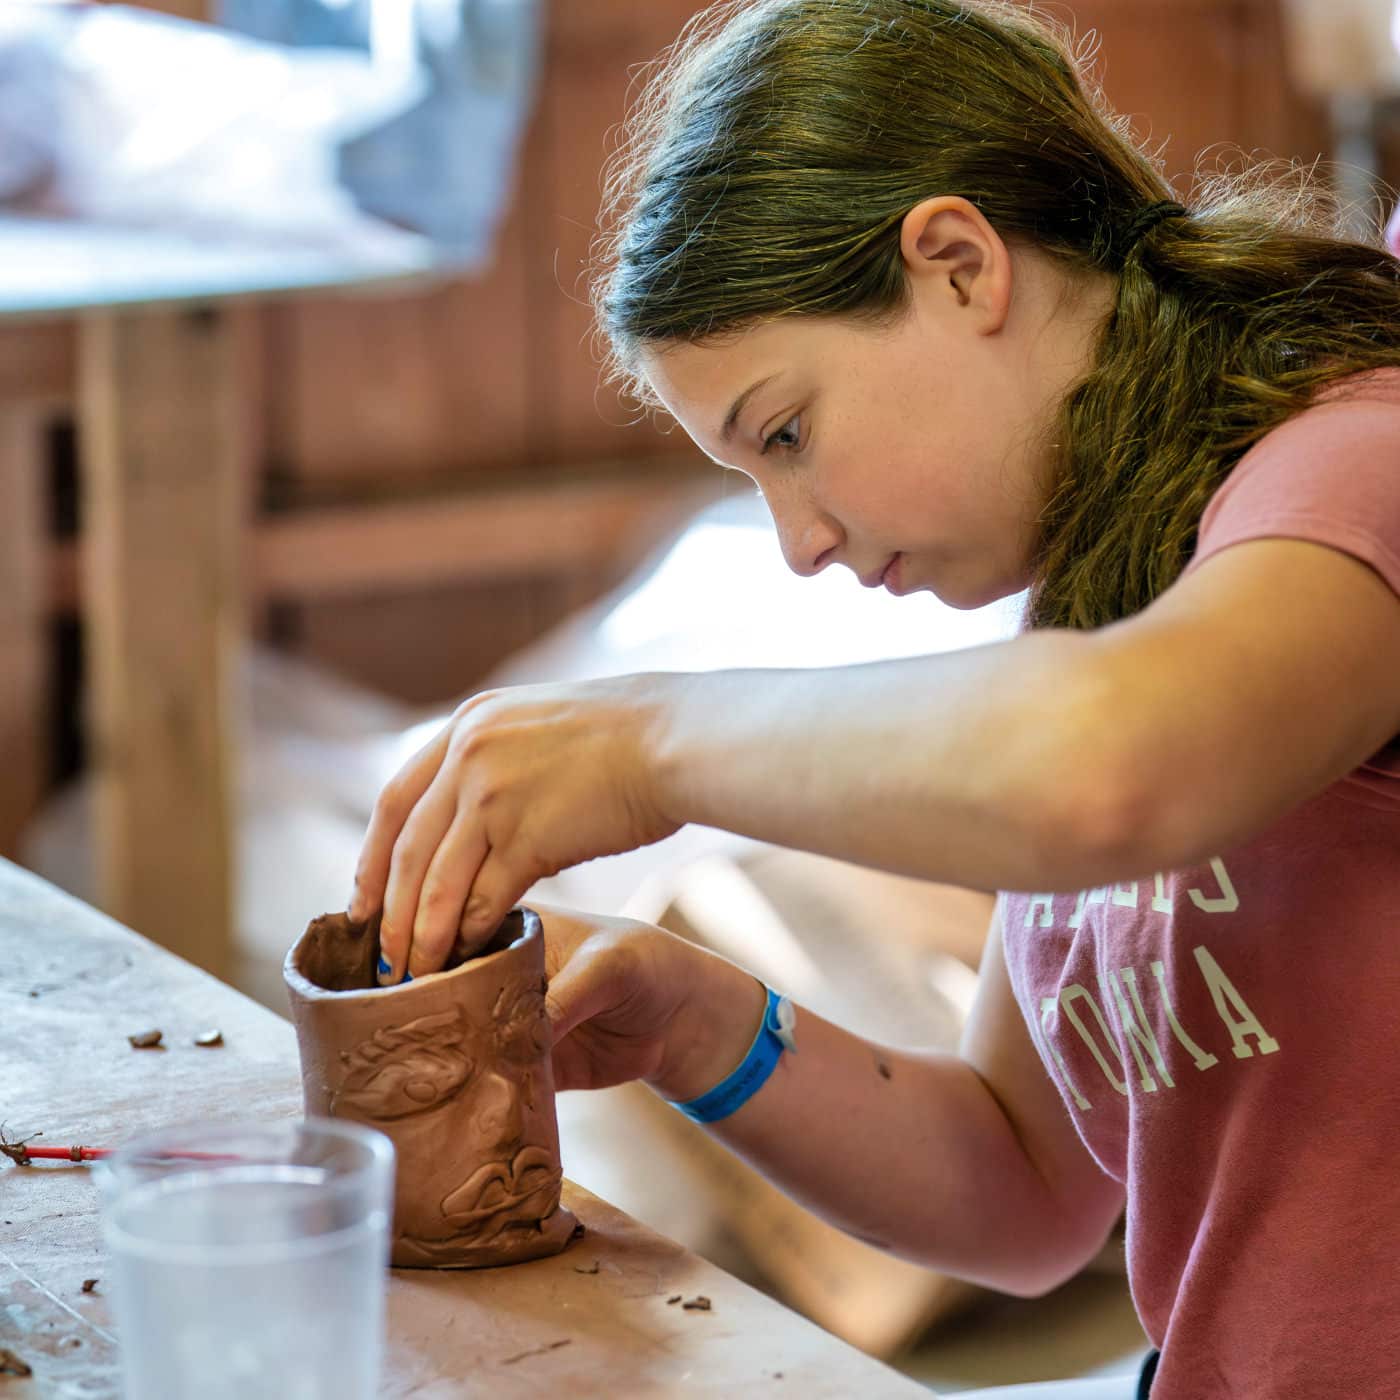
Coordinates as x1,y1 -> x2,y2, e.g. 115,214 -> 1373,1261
545,942 -> 622,1043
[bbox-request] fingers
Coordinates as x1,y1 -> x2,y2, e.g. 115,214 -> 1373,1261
377,777 -> 459,984
406,815 -> 488,980
349,725 -> 452,923
451,847 -> 546,959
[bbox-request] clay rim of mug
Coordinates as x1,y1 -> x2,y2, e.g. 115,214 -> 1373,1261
282,907 -> 544,1000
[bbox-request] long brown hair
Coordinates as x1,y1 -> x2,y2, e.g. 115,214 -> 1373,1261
592,0 -> 1400,629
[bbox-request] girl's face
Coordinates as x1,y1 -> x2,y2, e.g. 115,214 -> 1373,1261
639,199 -> 1111,609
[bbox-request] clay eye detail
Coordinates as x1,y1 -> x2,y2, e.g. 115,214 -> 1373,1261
497,989 -> 549,1062
336,1010 -> 474,1121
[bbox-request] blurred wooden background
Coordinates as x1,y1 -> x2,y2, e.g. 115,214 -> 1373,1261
0,0 -> 1342,862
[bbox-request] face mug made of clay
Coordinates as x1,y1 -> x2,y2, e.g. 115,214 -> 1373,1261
283,907 -> 577,1268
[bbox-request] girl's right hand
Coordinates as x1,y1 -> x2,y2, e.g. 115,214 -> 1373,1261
537,904 -> 766,1101
350,675 -> 685,983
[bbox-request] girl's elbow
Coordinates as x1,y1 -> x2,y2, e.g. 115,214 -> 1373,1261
1033,752 -> 1191,888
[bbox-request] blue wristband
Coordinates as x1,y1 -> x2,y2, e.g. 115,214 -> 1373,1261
671,986 -> 797,1124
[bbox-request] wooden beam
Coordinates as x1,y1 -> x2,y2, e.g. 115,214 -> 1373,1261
49,468 -> 715,611
0,406 -> 49,857
126,0 -> 210,20
0,324 -> 74,409
254,471 -> 712,600
79,304 -> 249,979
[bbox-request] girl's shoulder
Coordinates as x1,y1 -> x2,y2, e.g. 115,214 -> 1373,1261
1259,364 -> 1400,446
1201,366 -> 1400,532
1311,363 -> 1400,412
1184,364 -> 1400,608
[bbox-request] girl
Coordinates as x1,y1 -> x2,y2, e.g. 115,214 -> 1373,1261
349,3 -> 1400,1394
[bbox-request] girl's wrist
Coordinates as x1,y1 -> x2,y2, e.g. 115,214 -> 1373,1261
649,955 -> 768,1104
643,670 -> 710,834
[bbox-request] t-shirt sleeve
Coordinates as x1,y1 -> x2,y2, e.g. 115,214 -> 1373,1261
1183,380 -> 1400,600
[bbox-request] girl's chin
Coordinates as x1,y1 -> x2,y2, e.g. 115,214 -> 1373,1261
928,574 -> 1018,611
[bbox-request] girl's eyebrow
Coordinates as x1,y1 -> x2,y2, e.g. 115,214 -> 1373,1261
722,373 -> 778,442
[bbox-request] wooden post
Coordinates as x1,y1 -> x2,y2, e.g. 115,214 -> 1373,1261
79,306 -> 247,978
132,0 -> 211,19
0,407 -> 48,859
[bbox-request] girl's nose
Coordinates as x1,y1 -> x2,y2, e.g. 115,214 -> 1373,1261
767,495 -> 843,578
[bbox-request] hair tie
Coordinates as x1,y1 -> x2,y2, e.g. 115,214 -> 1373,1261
1118,200 -> 1189,259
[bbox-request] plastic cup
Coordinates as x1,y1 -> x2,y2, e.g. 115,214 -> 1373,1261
95,1117 -> 394,1400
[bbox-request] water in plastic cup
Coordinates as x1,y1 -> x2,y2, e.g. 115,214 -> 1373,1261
96,1118 -> 394,1400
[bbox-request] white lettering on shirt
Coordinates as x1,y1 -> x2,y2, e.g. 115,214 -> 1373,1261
1014,858 -> 1280,1109
1104,968 -> 1174,1091
1059,984 -> 1130,1096
1187,858 -> 1240,914
1192,944 -> 1281,1059
1038,996 -> 1092,1111
1149,960 -> 1219,1072
1023,893 -> 1055,930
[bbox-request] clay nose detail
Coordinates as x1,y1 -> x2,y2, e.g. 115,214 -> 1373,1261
476,1069 -> 526,1149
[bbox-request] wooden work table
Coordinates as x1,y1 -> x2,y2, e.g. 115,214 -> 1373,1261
0,859 -> 935,1397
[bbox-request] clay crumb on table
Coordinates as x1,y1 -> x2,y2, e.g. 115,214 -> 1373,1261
0,1348 -> 32,1377
126,1029 -> 163,1049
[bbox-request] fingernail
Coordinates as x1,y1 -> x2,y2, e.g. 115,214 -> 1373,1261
376,954 -> 393,985
403,971 -> 414,983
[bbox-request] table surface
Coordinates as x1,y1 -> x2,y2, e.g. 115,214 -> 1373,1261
0,215 -> 441,320
0,859 -> 933,1398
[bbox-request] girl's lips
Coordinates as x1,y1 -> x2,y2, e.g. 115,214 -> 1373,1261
882,553 -> 906,595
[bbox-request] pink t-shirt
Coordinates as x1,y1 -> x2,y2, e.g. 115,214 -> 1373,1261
1001,368 -> 1400,1399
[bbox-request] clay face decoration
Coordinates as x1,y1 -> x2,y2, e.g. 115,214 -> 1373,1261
283,908 -> 577,1268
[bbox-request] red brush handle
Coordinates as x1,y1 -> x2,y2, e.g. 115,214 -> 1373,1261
14,1145 -> 110,1163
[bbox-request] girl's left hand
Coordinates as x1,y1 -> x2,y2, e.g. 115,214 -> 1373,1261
348,676 -> 683,982
535,903 -> 764,1100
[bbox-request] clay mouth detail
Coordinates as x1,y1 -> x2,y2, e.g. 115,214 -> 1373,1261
442,1144 -> 561,1229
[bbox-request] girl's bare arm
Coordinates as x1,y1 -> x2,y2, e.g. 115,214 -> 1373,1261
658,538 -> 1400,890
359,536 -> 1400,976
635,897 -> 1122,1297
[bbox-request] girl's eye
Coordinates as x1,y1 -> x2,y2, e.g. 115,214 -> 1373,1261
761,414 -> 802,456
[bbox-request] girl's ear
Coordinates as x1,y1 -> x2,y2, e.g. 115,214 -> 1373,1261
899,196 -> 1013,334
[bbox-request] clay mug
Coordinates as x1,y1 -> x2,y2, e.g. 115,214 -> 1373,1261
283,907 -> 577,1268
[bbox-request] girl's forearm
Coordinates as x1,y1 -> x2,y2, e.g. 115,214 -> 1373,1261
659,975 -> 1081,1295
651,631 -> 1134,894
